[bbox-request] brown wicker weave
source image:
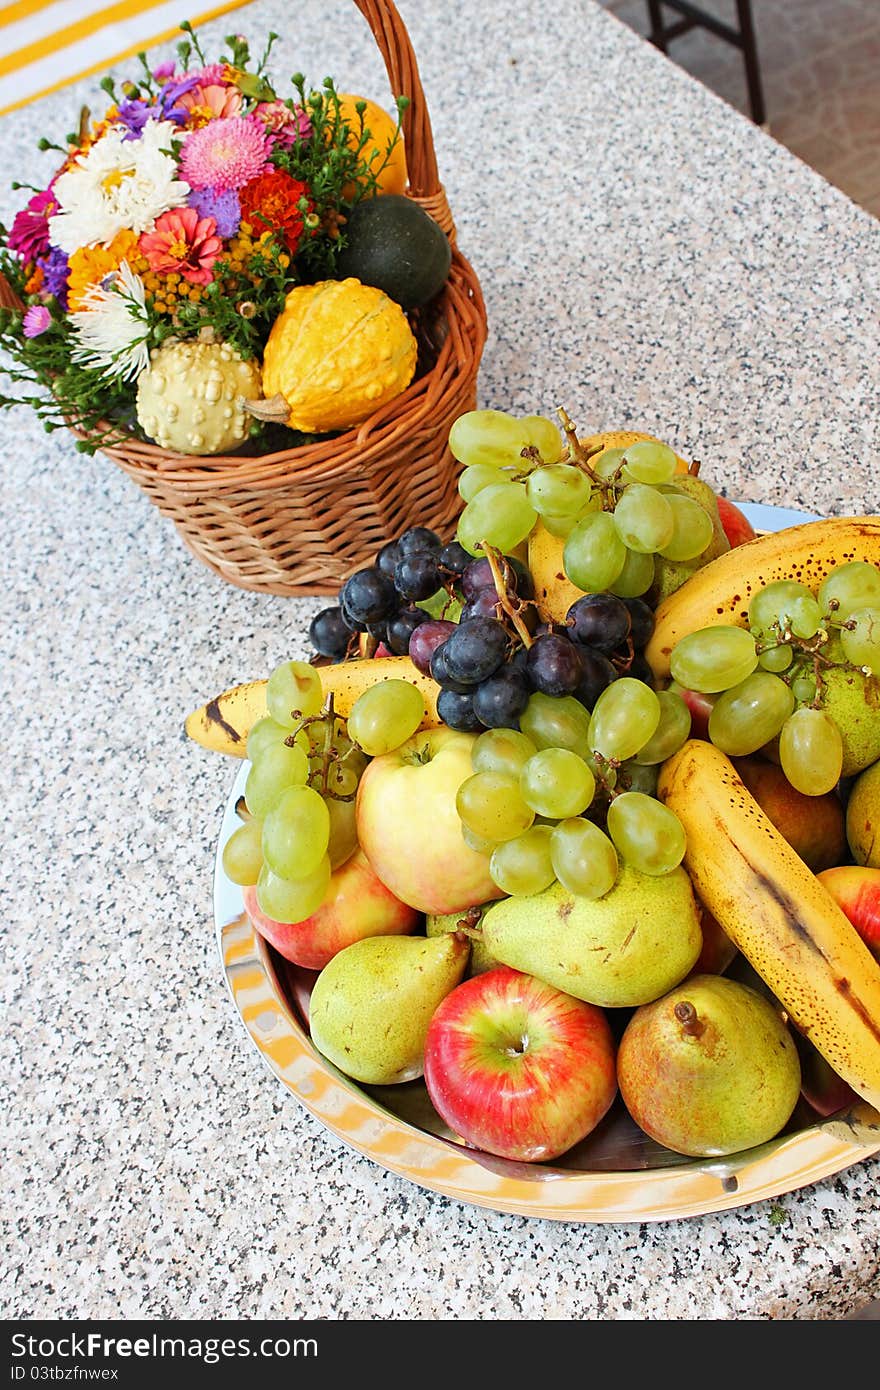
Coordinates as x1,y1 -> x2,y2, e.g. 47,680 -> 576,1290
0,0 -> 486,596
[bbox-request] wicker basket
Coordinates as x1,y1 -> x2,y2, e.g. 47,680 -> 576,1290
0,0 -> 486,596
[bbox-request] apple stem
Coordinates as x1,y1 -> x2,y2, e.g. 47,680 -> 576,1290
674,1001 -> 705,1038
688,458 -> 702,477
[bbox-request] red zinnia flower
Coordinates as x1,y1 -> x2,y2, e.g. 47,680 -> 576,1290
239,170 -> 313,251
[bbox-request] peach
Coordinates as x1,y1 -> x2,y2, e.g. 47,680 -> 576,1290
816,865 -> 880,961
734,755 -> 847,873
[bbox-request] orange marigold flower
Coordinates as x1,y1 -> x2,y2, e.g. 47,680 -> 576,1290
67,228 -> 140,310
238,170 -> 313,251
139,207 -> 223,285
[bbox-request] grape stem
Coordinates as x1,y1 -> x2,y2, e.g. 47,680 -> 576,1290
480,542 -> 535,649
284,694 -> 358,802
556,406 -> 608,487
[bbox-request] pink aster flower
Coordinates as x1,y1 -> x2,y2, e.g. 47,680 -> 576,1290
23,304 -> 52,337
177,81 -> 242,127
139,206 -> 222,284
179,115 -> 272,192
8,189 -> 57,261
254,100 -> 312,149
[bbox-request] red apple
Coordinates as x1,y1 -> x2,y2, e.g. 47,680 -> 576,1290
243,847 -> 419,969
672,684 -> 715,741
716,495 -> 757,549
424,967 -> 618,1162
355,726 -> 505,915
735,755 -> 847,872
690,901 -> 738,975
816,865 -> 880,960
793,1028 -> 858,1117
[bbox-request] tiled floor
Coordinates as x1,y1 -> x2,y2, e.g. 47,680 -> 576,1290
598,0 -> 880,217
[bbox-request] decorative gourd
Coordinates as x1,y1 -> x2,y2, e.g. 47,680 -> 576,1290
256,278 -> 418,434
136,335 -> 262,455
335,194 -> 452,309
335,93 -> 408,199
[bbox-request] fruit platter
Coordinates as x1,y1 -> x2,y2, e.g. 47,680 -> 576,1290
189,410 -> 880,1222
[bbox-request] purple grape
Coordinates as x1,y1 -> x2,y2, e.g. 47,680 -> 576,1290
472,668 -> 530,729
623,597 -> 655,650
438,540 -> 471,576
386,606 -> 429,656
526,632 -> 584,697
437,687 -> 483,732
339,594 -> 366,633
627,652 -> 655,686
506,555 -> 534,599
572,647 -> 617,709
394,553 -> 441,602
309,606 -> 351,660
376,539 -> 402,579
398,526 -> 443,557
430,642 -> 477,693
460,589 -> 502,622
566,592 -> 632,654
460,557 -> 496,600
410,619 -> 457,676
442,617 -> 510,684
340,566 -> 399,626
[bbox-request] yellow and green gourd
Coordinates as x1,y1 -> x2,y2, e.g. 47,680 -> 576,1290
136,336 -> 262,454
260,278 -> 418,434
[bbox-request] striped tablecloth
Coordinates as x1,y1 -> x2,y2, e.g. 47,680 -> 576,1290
0,1 -> 253,117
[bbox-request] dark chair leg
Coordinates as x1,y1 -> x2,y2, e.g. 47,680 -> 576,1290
737,0 -> 766,124
646,0 -> 668,52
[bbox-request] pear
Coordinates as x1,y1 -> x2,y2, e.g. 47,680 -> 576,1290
481,864 -> 702,1008
817,637 -> 880,776
650,473 -> 731,603
308,932 -> 470,1084
617,974 -> 802,1156
426,903 -> 499,975
847,759 -> 880,867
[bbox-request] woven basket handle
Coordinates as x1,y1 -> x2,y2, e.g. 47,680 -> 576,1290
354,0 -> 455,238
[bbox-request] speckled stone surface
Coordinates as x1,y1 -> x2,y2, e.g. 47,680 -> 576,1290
2,0 -> 879,1322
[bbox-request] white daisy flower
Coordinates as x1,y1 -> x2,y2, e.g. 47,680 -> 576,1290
69,261 -> 152,381
49,120 -> 190,254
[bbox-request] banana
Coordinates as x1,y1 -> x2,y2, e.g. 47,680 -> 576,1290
658,739 -> 880,1111
528,431 -> 691,623
185,655 -> 442,757
645,514 -> 880,682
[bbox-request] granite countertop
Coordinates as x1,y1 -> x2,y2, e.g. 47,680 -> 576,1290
2,0 -> 879,1322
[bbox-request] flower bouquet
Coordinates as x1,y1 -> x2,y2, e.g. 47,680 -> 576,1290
0,2 -> 486,595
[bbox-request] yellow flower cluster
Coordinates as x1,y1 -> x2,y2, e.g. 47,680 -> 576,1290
219,224 -> 290,294
132,256 -> 204,316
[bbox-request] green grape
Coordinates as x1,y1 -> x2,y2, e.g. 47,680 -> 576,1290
521,414 -> 564,463
707,672 -> 795,757
748,580 -> 814,636
456,482 -> 538,556
449,409 -> 530,468
541,511 -> 582,538
563,511 -> 627,591
246,716 -> 291,765
612,484 -> 674,554
790,671 -> 817,704
222,819 -> 264,886
757,643 -> 793,673
589,677 -> 661,762
326,795 -> 358,870
256,856 -> 332,925
266,659 -> 325,728
658,494 -> 714,562
788,594 -> 823,639
525,463 -> 592,518
550,818 -> 619,899
472,727 -> 538,777
520,748 -> 596,819
778,707 -> 843,795
244,740 -> 309,818
609,546 -> 655,598
461,824 -> 496,856
456,771 -> 535,843
633,689 -> 692,764
586,752 -> 617,789
262,784 -> 331,879
818,561 -> 880,622
619,439 -> 678,485
669,625 -> 758,693
347,679 -> 425,756
592,447 -> 626,480
317,755 -> 363,800
520,692 -> 591,755
619,761 -> 659,796
606,792 -> 686,875
841,607 -> 880,673
458,463 -> 507,502
489,825 -> 556,896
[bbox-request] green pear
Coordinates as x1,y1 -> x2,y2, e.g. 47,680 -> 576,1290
481,864 -> 702,1008
617,974 -> 802,1156
650,474 -> 731,603
817,639 -> 880,776
308,932 -> 470,1084
426,903 -> 499,975
847,759 -> 880,867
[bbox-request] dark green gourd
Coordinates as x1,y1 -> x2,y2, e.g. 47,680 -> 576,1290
335,194 -> 452,310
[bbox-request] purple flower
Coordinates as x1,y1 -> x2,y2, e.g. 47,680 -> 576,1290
152,60 -> 176,82
7,189 -> 56,262
37,246 -> 70,309
22,305 -> 51,338
159,71 -> 203,123
187,186 -> 240,239
116,98 -> 154,139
